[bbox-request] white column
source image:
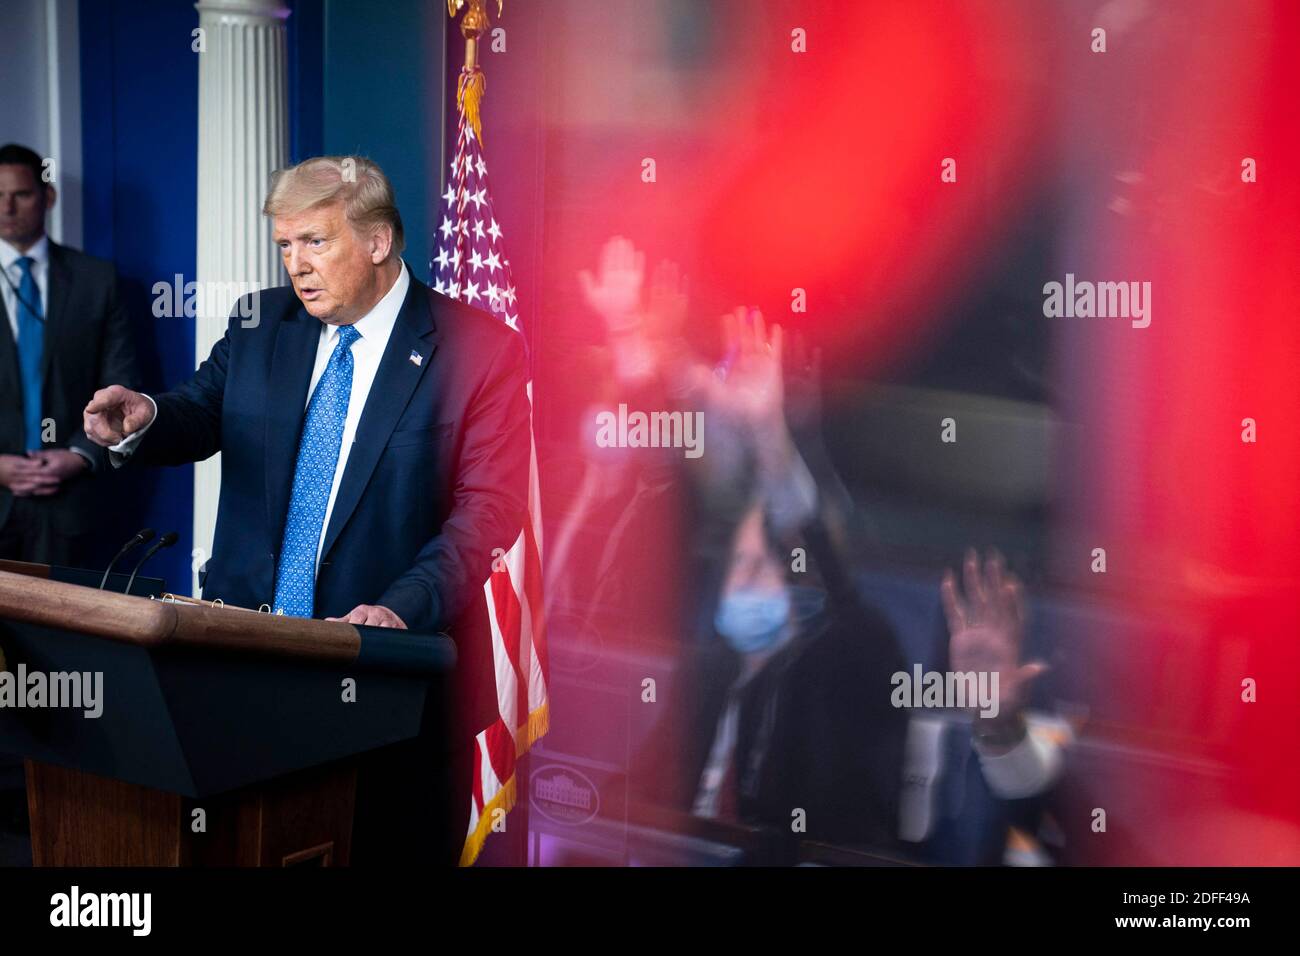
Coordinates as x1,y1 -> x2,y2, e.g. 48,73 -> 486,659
47,0 -> 83,247
193,0 -> 290,595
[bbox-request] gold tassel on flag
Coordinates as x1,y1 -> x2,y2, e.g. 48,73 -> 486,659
458,69 -> 487,146
448,0 -> 502,146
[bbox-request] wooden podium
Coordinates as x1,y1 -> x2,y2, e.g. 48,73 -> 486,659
0,565 -> 456,866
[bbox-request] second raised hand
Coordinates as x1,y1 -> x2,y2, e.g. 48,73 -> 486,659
714,307 -> 785,429
577,235 -> 645,333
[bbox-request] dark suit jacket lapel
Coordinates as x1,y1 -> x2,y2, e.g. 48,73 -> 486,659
0,295 -> 18,456
41,243 -> 73,382
318,271 -> 440,562
265,303 -> 322,547
0,298 -> 17,414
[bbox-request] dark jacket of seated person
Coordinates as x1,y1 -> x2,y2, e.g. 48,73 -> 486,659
642,503 -> 910,853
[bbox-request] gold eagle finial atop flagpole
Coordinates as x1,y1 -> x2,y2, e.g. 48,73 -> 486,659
448,0 -> 503,145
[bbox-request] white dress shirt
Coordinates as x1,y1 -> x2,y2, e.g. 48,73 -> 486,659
0,234 -> 50,338
112,261 -> 410,578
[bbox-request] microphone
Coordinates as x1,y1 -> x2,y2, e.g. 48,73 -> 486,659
99,528 -> 155,590
123,531 -> 178,597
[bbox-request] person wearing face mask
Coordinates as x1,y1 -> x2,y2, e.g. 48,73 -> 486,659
681,497 -> 910,849
711,566 -> 794,657
647,309 -> 911,852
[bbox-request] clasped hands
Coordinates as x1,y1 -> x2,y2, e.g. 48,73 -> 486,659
0,449 -> 88,496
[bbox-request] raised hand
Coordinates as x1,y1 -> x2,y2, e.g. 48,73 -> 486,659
83,385 -> 155,447
940,549 -> 1047,725
644,258 -> 688,341
578,235 -> 645,334
705,307 -> 785,430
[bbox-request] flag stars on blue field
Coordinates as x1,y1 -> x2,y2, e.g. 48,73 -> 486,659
430,122 -> 519,329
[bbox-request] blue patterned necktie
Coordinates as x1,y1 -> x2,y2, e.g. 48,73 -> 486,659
272,323 -> 361,617
14,256 -> 44,451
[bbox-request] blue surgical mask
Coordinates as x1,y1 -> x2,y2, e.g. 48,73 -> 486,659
714,588 -> 793,655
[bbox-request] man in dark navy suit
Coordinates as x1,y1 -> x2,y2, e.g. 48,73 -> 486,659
82,156 -> 531,864
0,143 -> 140,566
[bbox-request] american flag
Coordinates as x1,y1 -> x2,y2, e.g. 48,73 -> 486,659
435,68 -> 550,866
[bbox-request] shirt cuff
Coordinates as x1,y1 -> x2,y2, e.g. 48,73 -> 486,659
108,394 -> 158,468
973,715 -> 1071,800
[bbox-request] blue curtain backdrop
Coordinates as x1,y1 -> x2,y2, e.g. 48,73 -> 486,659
78,0 -> 199,592
321,0 -> 442,286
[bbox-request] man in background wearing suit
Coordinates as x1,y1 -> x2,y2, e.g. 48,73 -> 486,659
0,143 -> 139,566
82,155 -> 531,865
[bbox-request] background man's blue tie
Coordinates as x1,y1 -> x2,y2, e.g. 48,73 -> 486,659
273,323 -> 361,617
15,256 -> 44,451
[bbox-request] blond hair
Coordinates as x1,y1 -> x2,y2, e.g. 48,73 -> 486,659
262,155 -> 405,254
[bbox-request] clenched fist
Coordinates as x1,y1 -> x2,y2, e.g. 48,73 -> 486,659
83,385 -> 155,447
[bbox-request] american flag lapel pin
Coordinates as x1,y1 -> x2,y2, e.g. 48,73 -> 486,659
409,349 -> 423,367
